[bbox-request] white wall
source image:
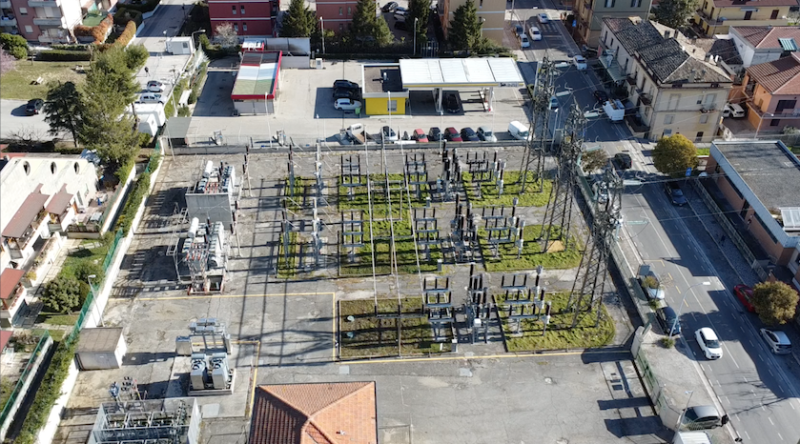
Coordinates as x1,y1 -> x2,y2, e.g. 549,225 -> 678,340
60,0 -> 84,30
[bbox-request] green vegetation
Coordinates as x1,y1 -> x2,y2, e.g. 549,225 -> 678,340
284,176 -> 317,211
496,292 -> 614,352
339,297 -> 452,359
0,62 -> 86,101
37,313 -> 79,326
479,224 -> 583,273
277,231 -> 299,278
462,171 -> 553,207
350,0 -> 393,46
753,281 -> 799,325
1,33 -> 29,60
660,337 -> 676,348
116,171 -> 151,235
281,0 -> 316,37
652,134 -> 698,177
338,174 -> 429,218
696,148 -> 710,156
0,377 -> 14,409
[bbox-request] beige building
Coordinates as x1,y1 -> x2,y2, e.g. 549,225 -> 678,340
599,18 -> 733,142
438,0 -> 505,46
692,0 -> 796,37
573,0 -> 652,47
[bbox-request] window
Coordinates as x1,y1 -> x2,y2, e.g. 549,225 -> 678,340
630,0 -> 641,7
695,132 -> 704,142
339,6 -> 343,15
480,0 -> 483,6
232,5 -> 236,13
744,10 -> 752,20
605,0 -> 615,7
704,93 -> 716,105
347,6 -> 351,14
664,114 -> 674,124
339,23 -> 344,32
19,7 -> 27,15
702,1 -> 707,9
700,114 -> 709,124
662,129 -> 672,137
240,5 -> 245,14
771,119 -> 780,126
771,9 -> 779,19
603,31 -> 608,44
233,23 -> 238,32
776,99 -> 796,112
668,94 -> 680,110
243,22 -> 247,31
24,25 -> 33,33
697,95 -> 703,105
388,100 -> 398,112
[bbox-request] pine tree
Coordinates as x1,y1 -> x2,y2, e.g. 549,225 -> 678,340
409,0 -> 431,48
448,0 -> 482,52
281,0 -> 315,37
43,81 -> 83,148
350,0 -> 392,45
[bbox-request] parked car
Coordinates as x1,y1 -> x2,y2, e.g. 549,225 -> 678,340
334,98 -> 362,111
333,88 -> 357,100
146,80 -> 164,92
411,129 -> 429,143
428,127 -> 444,141
723,103 -> 745,118
760,328 -> 792,354
537,13 -> 549,23
136,93 -> 165,104
695,327 -> 723,360
393,7 -> 407,20
656,305 -> 681,336
683,405 -> 724,430
460,127 -> 480,142
333,79 -> 359,91
549,96 -> 559,110
514,24 -> 524,36
394,20 -> 408,30
25,98 -> 44,115
613,153 -> 632,170
444,93 -> 460,113
508,120 -> 531,141
593,89 -> 609,103
528,26 -> 542,41
382,1 -> 398,12
573,55 -> 587,71
665,181 -> 688,206
733,284 -> 755,312
477,126 -> 497,142
382,126 -> 398,141
519,33 -> 530,48
445,127 -> 463,142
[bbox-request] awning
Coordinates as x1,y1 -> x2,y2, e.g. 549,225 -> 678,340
2,192 -> 49,238
46,185 -> 73,215
0,268 -> 24,300
779,38 -> 798,52
0,330 -> 12,352
231,51 -> 281,101
399,58 -> 524,88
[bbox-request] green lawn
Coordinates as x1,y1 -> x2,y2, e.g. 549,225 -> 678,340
496,292 -> 615,351
339,174 -> 429,218
463,171 -> 553,207
82,11 -> 106,26
61,243 -> 109,280
696,148 -> 710,156
284,176 -> 317,211
479,224 -> 583,272
36,312 -> 79,326
0,377 -> 15,411
0,61 -> 87,101
339,297 -> 452,359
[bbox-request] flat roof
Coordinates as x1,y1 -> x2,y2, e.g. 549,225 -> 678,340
0,268 -> 24,300
77,327 -> 123,352
364,66 -> 405,94
2,191 -> 49,238
232,52 -> 282,101
714,141 -> 800,212
399,58 -> 524,88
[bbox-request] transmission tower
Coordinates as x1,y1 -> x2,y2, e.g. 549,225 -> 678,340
520,58 -> 556,194
539,101 -> 585,253
568,167 -> 623,328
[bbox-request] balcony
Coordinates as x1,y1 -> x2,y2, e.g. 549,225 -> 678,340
28,0 -> 60,6
637,91 -> 652,105
33,17 -> 65,27
0,15 -> 16,26
700,104 -> 717,113
0,0 -> 11,8
748,105 -> 800,119
696,9 -> 722,25
38,33 -> 70,43
626,75 -> 636,86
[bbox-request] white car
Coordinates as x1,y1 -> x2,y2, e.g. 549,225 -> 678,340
537,13 -> 549,24
573,55 -> 587,71
136,93 -> 165,104
528,26 -> 542,41
147,80 -> 164,92
695,328 -> 723,360
334,98 -> 362,111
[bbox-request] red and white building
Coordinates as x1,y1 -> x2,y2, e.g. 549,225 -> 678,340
208,0 -> 278,38
316,0 -> 359,34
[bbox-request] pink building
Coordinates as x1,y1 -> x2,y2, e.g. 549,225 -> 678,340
0,0 -> 94,43
316,0 -> 359,34
208,0 -> 278,38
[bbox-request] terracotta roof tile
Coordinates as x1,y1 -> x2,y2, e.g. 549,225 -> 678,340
734,26 -> 800,49
0,268 -> 25,300
250,382 -> 377,444
747,53 -> 800,94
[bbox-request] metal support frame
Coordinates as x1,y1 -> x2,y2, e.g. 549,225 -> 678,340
521,58 -> 557,194
341,154 -> 363,201
465,263 -> 491,344
404,153 -> 428,200
341,210 -> 365,264
424,275 -> 453,342
413,207 -> 440,262
450,194 -> 478,263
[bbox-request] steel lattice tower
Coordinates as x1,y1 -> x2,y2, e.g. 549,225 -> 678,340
520,58 -> 556,194
539,101 -> 585,253
568,167 -> 623,328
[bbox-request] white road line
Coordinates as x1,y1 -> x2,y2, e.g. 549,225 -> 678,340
778,432 -> 784,441
751,389 -> 756,397
769,417 -> 775,426
762,404 -> 766,411
716,380 -> 721,387
791,400 -> 796,410
743,376 -> 748,383
744,432 -> 751,441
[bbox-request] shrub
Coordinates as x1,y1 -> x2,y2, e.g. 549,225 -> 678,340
1,33 -> 27,59
660,337 -> 675,348
41,276 -> 83,313
73,260 -> 105,284
178,104 -> 191,116
125,44 -> 149,70
138,132 -> 151,147
187,89 -> 198,104
8,45 -> 27,60
116,171 -> 151,235
50,44 -> 91,51
114,21 -> 137,47
37,49 -> 93,61
115,156 -> 136,183
93,14 -> 114,43
114,7 -> 144,27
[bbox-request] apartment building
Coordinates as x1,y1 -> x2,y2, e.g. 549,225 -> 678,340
316,0 -> 358,34
573,0 -> 652,47
692,0 -> 797,37
741,52 -> 800,134
730,26 -> 800,68
439,0 -> 505,45
0,0 -> 85,43
599,18 -> 733,142
208,0 -> 278,37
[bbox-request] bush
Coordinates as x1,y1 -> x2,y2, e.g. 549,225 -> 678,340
164,97 -> 175,118
41,276 -> 83,313
114,21 -> 137,47
37,49 -> 93,61
114,7 -> 144,27
660,337 -> 675,348
8,45 -> 27,60
138,132 -> 151,147
125,44 -> 149,70
1,33 -> 27,59
178,104 -> 191,116
73,261 -> 105,284
187,89 -> 198,104
116,171 -> 151,235
198,34 -> 210,50
115,156 -> 136,183
50,44 -> 90,51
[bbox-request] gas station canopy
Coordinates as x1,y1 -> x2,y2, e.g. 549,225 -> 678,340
399,58 -> 525,89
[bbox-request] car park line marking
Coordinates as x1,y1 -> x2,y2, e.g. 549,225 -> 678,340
751,389 -> 756,397
743,376 -> 748,383
715,380 -> 721,387
790,400 -> 795,410
762,404 -> 766,411
744,431 -> 750,441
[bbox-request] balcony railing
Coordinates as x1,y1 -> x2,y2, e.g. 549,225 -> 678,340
0,0 -> 11,9
33,17 -> 64,26
638,91 -> 652,105
0,16 -> 16,26
748,104 -> 800,119
28,0 -> 60,7
696,9 -> 722,25
626,75 -> 636,86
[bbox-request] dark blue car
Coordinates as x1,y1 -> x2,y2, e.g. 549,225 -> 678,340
460,127 -> 480,142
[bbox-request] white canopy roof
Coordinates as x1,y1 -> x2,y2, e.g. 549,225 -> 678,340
399,58 -> 524,88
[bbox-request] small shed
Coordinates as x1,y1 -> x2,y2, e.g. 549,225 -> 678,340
165,117 -> 192,147
76,327 -> 127,370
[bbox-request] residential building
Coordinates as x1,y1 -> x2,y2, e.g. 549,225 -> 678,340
208,0 -> 278,38
599,18 -> 733,142
692,0 -> 797,37
0,0 -> 88,43
706,141 -> 800,271
729,26 -> 800,68
741,53 -> 800,134
316,0 -> 358,34
791,244 -> 800,291
573,0 -> 652,47
249,382 -> 377,444
439,0 -> 505,45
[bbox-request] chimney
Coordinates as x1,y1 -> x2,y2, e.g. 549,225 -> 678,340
664,30 -> 671,38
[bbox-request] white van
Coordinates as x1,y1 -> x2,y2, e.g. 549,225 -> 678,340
723,103 -> 745,118
508,121 -> 532,141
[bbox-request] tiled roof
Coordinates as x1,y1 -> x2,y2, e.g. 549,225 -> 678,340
2,190 -> 49,238
45,185 -> 73,215
0,268 -> 24,300
605,18 -> 664,55
746,52 -> 800,94
733,26 -> 800,49
0,330 -> 12,352
249,382 -> 377,444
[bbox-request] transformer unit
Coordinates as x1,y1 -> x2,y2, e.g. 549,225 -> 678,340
210,353 -> 230,390
189,353 -> 207,390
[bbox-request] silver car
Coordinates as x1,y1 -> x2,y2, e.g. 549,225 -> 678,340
760,328 -> 792,354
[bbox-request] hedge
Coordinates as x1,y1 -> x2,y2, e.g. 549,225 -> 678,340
115,171 -> 151,235
37,49 -> 92,61
50,44 -> 90,51
115,21 -> 137,47
74,14 -> 113,44
14,335 -> 79,444
114,8 -> 143,27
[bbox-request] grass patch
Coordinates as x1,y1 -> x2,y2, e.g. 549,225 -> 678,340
496,292 -> 615,351
696,148 -> 710,156
339,297 -> 452,359
61,243 -> 109,280
339,174 -> 429,218
479,224 -> 583,272
36,312 -> 79,326
82,11 -> 106,26
0,61 -> 86,101
284,176 -> 317,212
277,231 -> 299,278
0,377 -> 14,410
463,171 -> 553,207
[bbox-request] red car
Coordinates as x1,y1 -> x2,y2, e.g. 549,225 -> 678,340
734,284 -> 755,312
411,129 -> 429,143
445,127 -> 463,142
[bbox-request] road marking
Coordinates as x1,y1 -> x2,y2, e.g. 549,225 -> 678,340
769,417 -> 775,426
744,432 -> 751,441
791,400 -> 796,410
722,395 -> 729,405
759,354 -> 764,362
751,389 -> 756,397
716,379 -> 721,387
762,404 -> 766,411
743,376 -> 748,383
768,368 -> 774,378
778,432 -> 784,441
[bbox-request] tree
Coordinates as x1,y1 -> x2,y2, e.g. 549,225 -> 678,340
409,0 -> 431,48
448,0 -> 482,53
652,134 -> 698,176
350,0 -> 393,45
216,22 -> 239,48
43,81 -> 83,147
653,0 -> 698,29
281,0 -> 316,37
753,281 -> 799,326
0,33 -> 28,60
582,149 -> 608,172
125,44 -> 150,71
41,276 -> 83,313
0,48 -> 16,75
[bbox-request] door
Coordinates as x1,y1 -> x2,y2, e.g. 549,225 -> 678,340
771,9 -> 779,19
776,99 -> 796,113
740,201 -> 750,219
744,10 -> 752,20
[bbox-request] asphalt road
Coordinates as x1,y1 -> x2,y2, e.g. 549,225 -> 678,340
515,7 -> 800,443
0,99 -> 55,140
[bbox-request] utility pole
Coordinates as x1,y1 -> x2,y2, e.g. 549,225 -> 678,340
521,57 -> 556,194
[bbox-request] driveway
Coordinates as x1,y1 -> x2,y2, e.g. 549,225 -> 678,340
0,99 -> 55,140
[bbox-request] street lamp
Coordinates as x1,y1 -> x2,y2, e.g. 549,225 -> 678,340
670,281 -> 711,337
320,17 -> 325,55
413,17 -> 419,56
191,28 -> 206,50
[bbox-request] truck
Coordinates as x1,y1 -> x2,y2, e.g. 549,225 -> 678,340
673,431 -> 711,444
602,99 -> 625,122
346,123 -> 370,144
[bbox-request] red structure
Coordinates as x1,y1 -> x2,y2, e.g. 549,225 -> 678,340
208,0 -> 279,37
315,0 -> 360,34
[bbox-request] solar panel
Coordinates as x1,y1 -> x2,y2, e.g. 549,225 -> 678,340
779,38 -> 798,52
